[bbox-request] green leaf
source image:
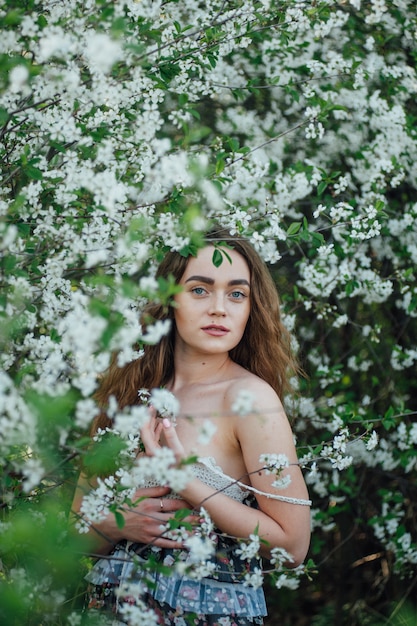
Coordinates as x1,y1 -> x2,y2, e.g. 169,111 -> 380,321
215,154 -> 226,174
111,17 -> 128,35
178,93 -> 189,106
207,54 -> 217,68
179,242 -> 199,258
287,222 -> 301,236
382,406 -> 396,430
25,164 -> 43,180
311,231 -> 325,246
83,434 -> 127,476
227,137 -> 239,152
212,248 -> 223,267
3,10 -> 23,26
0,107 -> 8,125
37,13 -> 48,28
345,280 -> 359,296
317,181 -> 327,195
114,510 -> 126,529
188,108 -> 200,120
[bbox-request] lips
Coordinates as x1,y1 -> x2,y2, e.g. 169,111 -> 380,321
201,325 -> 230,336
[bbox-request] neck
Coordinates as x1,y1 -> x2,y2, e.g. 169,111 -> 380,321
171,345 -> 232,389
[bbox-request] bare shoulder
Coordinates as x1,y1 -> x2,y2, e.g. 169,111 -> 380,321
224,363 -> 284,415
224,365 -> 299,467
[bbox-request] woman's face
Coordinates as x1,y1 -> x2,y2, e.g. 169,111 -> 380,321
173,246 -> 251,356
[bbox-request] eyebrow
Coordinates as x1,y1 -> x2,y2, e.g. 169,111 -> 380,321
184,275 -> 250,287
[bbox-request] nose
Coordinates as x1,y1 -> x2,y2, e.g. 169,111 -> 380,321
208,292 -> 226,316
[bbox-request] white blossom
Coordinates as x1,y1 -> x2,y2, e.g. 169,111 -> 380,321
150,388 -> 180,420
184,534 -> 216,564
235,533 -> 261,560
117,583 -> 159,626
197,419 -> 217,445
114,405 -> 150,437
243,567 -> 263,588
141,319 -> 172,344
259,453 -> 290,473
231,389 -> 256,416
275,572 -> 301,590
8,65 -> 30,93
83,33 -> 123,74
366,431 -> 379,451
22,457 -> 45,492
270,546 -> 295,567
75,398 -> 100,429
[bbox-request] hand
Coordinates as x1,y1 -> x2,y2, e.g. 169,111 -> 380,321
95,485 -> 198,552
140,408 -> 186,463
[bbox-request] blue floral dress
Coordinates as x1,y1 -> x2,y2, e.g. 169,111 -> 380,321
86,533 -> 266,625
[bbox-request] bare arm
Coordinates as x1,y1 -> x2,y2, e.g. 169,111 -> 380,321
232,382 -> 311,563
174,476 -> 309,563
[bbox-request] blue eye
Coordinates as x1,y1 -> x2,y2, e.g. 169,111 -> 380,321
231,291 -> 245,299
192,287 -> 206,296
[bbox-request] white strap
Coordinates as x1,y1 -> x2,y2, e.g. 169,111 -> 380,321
199,458 -> 312,506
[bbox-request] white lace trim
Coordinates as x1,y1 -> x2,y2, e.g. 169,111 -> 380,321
198,457 -> 312,507
139,456 -> 311,506
193,457 -> 251,503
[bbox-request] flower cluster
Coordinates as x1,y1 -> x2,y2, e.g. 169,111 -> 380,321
231,389 -> 256,416
117,582 -> 160,626
76,474 -> 135,534
149,388 -> 180,422
120,447 -> 194,494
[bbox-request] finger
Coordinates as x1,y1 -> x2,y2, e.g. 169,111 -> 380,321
148,407 -> 159,432
161,418 -> 185,461
140,430 -> 157,455
158,509 -> 199,522
151,420 -> 163,443
163,514 -> 201,528
152,537 -> 186,549
167,499 -> 194,512
132,486 -> 172,500
140,410 -> 155,436
157,504 -> 200,526
140,415 -> 163,455
177,498 -> 195,507
148,406 -> 162,438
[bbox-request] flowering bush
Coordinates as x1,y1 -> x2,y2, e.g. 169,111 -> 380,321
1,0 -> 417,624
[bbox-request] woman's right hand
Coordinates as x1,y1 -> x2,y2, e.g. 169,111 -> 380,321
85,485 -> 197,554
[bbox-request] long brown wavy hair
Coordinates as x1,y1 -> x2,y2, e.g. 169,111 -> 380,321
91,228 -> 299,433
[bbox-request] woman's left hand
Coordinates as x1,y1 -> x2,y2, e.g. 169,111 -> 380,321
140,407 -> 186,463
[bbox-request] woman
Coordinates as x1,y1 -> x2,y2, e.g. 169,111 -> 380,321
73,229 -> 311,625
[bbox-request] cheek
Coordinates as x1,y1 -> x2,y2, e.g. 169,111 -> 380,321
235,311 -> 250,339
173,304 -> 193,329
241,303 -> 250,327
